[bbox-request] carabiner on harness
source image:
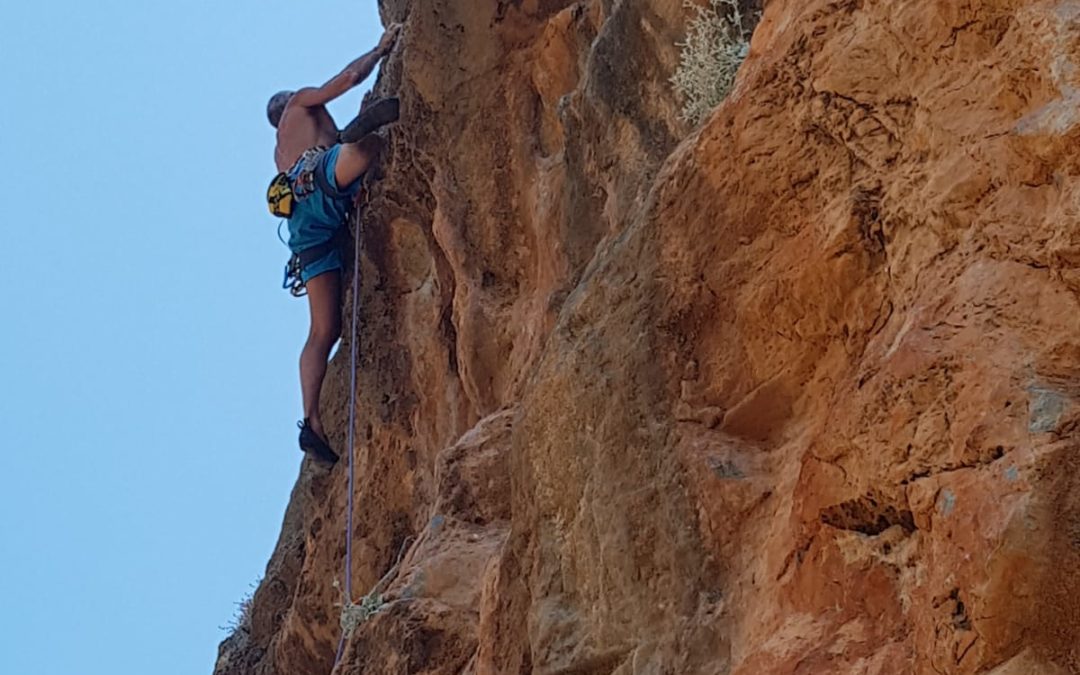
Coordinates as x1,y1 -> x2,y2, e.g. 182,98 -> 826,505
283,254 -> 307,297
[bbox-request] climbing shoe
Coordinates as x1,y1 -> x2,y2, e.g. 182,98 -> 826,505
340,97 -> 401,143
298,419 -> 339,465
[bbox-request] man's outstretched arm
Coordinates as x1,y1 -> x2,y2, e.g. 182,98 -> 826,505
292,25 -> 401,108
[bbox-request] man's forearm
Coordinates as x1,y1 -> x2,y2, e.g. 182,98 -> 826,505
343,46 -> 384,88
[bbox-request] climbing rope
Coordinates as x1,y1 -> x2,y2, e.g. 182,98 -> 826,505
333,214 -> 363,669
338,536 -> 414,636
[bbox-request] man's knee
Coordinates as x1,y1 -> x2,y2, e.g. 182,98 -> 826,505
350,133 -> 384,155
336,136 -> 384,186
308,315 -> 341,346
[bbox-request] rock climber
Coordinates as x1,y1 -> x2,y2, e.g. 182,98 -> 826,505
265,25 -> 402,465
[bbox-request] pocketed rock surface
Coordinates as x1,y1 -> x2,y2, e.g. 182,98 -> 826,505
216,1 -> 1080,673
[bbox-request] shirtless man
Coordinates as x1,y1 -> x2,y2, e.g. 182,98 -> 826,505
267,25 -> 401,464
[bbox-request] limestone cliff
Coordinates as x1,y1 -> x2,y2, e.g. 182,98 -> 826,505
217,0 -> 1080,673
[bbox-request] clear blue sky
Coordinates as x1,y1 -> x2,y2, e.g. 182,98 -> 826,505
0,2 -> 384,673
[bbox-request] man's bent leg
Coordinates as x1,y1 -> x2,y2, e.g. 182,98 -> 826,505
341,98 -> 400,144
300,270 -> 342,440
335,134 -> 384,189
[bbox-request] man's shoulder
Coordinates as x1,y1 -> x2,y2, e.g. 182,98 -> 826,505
288,87 -> 330,111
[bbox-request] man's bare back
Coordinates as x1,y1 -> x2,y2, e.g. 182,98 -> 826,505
275,105 -> 339,172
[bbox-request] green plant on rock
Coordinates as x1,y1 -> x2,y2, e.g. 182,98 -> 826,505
671,0 -> 757,125
339,592 -> 386,635
334,536 -> 414,639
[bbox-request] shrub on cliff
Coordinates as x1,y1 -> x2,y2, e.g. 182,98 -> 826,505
219,579 -> 259,637
671,0 -> 757,125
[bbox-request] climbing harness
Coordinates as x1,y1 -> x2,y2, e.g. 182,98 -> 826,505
281,236 -> 342,297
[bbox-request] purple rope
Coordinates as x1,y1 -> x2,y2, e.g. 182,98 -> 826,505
334,624 -> 347,666
334,218 -> 362,669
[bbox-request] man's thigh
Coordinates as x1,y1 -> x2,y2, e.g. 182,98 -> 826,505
305,271 -> 342,337
334,135 -> 383,189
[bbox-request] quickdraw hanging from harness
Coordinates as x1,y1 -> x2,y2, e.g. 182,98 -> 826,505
282,252 -> 307,297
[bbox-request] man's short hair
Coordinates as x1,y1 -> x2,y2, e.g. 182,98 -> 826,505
267,90 -> 293,128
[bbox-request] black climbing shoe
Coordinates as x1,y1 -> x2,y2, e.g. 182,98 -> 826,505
298,419 -> 339,465
339,97 -> 401,143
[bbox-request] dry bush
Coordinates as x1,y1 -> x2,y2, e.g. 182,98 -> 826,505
671,0 -> 758,125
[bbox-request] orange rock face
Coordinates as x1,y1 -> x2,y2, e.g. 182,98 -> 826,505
216,0 -> 1080,673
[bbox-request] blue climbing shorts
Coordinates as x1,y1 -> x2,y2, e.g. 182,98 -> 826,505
285,145 -> 361,282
